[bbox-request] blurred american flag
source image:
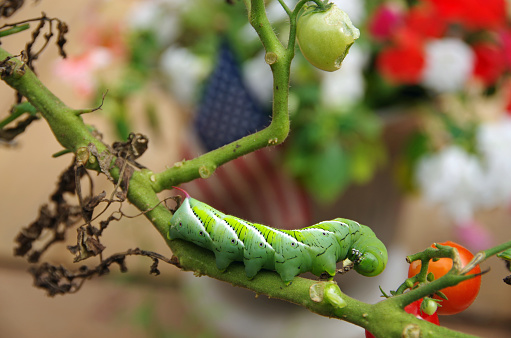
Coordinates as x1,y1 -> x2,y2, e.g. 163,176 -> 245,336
180,38 -> 311,229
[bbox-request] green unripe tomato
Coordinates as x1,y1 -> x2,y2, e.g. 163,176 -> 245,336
297,3 -> 360,72
421,298 -> 439,316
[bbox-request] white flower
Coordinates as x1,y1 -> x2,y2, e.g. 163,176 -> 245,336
416,145 -> 484,222
320,44 -> 367,109
476,116 -> 511,207
417,117 -> 511,222
266,0 -> 293,23
421,38 -> 474,93
128,2 -> 160,30
160,47 -> 209,104
127,0 -> 187,45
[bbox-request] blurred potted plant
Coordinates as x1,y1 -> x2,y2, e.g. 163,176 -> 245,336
366,0 -> 511,249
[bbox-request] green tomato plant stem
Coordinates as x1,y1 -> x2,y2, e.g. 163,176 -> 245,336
149,0 -> 293,192
169,239 -> 479,338
285,0 -> 327,58
0,23 -> 30,37
0,1 -> 509,336
0,101 -> 37,129
467,240 -> 511,274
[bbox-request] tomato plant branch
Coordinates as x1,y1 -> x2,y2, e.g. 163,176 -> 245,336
149,0 -> 294,193
464,240 -> 511,274
0,101 -> 37,129
170,238 -> 476,338
276,0 -> 291,16
0,23 -> 30,37
0,46 -> 174,239
142,0 -> 338,193
0,52 -> 98,152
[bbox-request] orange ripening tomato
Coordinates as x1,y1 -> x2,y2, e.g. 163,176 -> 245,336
408,241 -> 481,315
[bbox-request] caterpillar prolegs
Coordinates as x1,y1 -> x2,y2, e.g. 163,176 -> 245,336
168,187 -> 388,284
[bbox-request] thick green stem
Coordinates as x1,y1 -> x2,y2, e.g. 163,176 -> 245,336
149,0 -> 292,192
465,240 -> 511,273
169,238 -> 476,338
0,24 -> 30,37
0,51 -> 103,153
0,101 -> 37,128
0,47 -> 171,237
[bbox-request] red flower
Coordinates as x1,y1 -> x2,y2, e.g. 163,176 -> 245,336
424,0 -> 506,30
499,29 -> 511,69
472,42 -> 507,86
405,4 -> 446,39
376,29 -> 425,84
83,22 -> 126,59
503,81 -> 511,114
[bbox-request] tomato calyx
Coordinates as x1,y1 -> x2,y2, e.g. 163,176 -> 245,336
298,1 -> 332,16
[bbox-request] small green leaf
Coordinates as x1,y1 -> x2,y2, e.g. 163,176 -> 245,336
305,142 -> 350,202
497,248 -> 511,261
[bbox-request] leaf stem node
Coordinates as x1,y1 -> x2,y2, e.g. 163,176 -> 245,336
265,52 -> 278,65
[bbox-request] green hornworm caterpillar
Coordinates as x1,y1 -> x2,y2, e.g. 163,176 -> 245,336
169,187 -> 388,284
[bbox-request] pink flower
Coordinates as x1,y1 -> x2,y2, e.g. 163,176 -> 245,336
82,23 -> 126,59
53,21 -> 126,98
54,48 -> 113,97
369,3 -> 403,41
455,219 -> 494,252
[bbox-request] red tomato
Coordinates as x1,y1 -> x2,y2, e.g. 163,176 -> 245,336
408,241 -> 481,315
365,299 -> 439,337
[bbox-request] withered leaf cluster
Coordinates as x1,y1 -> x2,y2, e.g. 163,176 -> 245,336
0,0 -> 24,18
29,248 -> 175,296
14,163 -> 85,262
1,13 -> 68,67
13,132 -> 175,296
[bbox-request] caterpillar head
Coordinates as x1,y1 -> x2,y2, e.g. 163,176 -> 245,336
352,246 -> 388,277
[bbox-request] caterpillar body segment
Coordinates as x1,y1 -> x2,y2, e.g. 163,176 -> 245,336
169,190 -> 388,284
